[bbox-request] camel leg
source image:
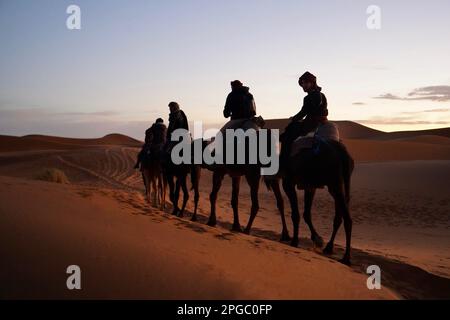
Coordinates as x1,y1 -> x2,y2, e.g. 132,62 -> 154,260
283,178 -> 300,247
271,179 -> 290,241
160,174 -> 167,210
323,192 -> 342,256
178,174 -> 189,218
208,171 -> 224,227
191,167 -> 200,222
303,188 -> 324,248
151,175 -> 158,207
339,191 -> 352,265
143,170 -> 152,204
230,176 -> 242,232
244,174 -> 260,234
142,171 -> 148,197
324,185 -> 352,265
166,174 -> 174,203
172,178 -> 181,215
156,173 -> 162,208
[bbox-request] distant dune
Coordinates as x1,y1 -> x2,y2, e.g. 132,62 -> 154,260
265,119 -> 385,139
343,139 -> 450,162
1,121 -> 450,162
263,119 -> 450,162
0,133 -> 142,153
264,118 -> 450,140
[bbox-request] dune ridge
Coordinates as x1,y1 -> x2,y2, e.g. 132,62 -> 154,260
264,119 -> 450,139
0,133 -> 142,153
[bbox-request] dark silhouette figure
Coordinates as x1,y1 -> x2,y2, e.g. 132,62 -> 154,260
135,118 -> 167,208
280,138 -> 354,265
149,118 -> 167,146
205,133 -> 277,234
280,72 -> 328,171
134,118 -> 167,169
166,102 -> 188,144
163,102 -> 201,219
223,80 -> 256,120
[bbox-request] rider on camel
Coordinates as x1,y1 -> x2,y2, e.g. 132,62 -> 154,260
134,118 -> 167,169
223,80 -> 256,121
280,71 -> 329,171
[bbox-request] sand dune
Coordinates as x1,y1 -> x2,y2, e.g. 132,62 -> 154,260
0,127 -> 450,299
23,133 -> 142,147
0,175 -> 398,299
0,134 -> 142,153
392,135 -> 450,145
265,119 -> 386,139
264,119 -> 450,140
263,119 -> 450,162
343,138 -> 450,162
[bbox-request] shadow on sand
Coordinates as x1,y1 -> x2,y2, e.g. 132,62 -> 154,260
132,196 -> 450,300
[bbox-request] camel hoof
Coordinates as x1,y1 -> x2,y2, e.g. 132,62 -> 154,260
191,215 -> 197,222
290,239 -> 299,248
207,219 -> 216,227
339,256 -> 352,266
323,243 -> 334,255
231,224 -> 242,233
177,211 -> 184,218
312,235 -> 324,248
243,228 -> 250,235
280,232 -> 291,242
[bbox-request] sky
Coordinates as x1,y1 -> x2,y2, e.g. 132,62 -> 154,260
1,0 -> 449,139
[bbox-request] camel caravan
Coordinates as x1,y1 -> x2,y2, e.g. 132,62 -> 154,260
134,72 -> 355,265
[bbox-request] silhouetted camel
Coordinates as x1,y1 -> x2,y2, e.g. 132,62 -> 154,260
164,140 -> 201,220
141,145 -> 167,209
281,139 -> 354,265
205,128 -> 277,234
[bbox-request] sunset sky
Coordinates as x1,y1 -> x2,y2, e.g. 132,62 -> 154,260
1,0 -> 449,139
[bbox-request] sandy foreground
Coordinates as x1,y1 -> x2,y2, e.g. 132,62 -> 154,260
0,130 -> 449,299
0,175 -> 396,300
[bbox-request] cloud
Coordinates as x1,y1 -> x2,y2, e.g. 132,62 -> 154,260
357,116 -> 449,126
424,108 -> 449,113
401,108 -> 449,115
374,85 -> 450,102
373,93 -> 403,100
54,111 -> 119,116
352,102 -> 366,106
407,86 -> 450,101
0,108 -> 119,118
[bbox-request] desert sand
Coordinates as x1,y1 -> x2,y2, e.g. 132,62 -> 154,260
1,121 -> 449,299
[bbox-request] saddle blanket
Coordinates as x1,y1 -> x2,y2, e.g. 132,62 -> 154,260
290,122 -> 340,157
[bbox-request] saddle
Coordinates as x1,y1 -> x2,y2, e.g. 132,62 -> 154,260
290,122 -> 340,158
209,116 -> 265,161
220,116 -> 265,133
